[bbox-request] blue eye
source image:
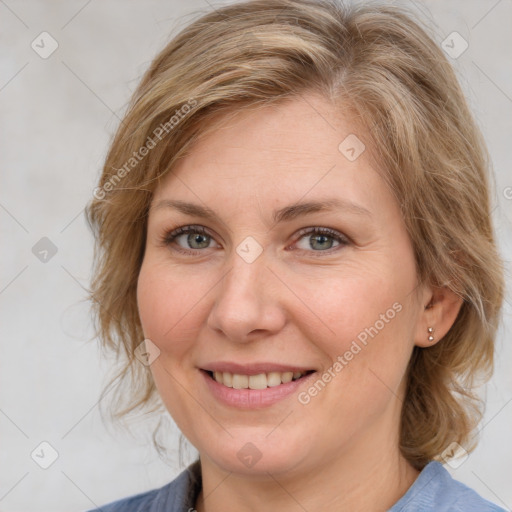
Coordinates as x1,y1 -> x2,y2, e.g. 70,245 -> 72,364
161,225 -> 349,256
293,227 -> 349,255
162,225 -> 217,254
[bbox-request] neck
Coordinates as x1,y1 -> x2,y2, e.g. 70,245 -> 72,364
195,437 -> 419,512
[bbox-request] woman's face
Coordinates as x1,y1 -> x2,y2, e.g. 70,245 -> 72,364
137,93 -> 428,476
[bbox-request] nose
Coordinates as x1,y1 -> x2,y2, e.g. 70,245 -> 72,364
206,247 -> 287,343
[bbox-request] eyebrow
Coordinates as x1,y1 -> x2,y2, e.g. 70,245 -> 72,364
152,198 -> 372,224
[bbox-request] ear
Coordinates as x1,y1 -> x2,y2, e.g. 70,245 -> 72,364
414,285 -> 464,348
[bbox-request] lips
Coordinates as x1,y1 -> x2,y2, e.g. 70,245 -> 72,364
209,370 -> 313,389
200,365 -> 317,408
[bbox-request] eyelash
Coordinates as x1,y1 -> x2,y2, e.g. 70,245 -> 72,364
159,224 -> 350,257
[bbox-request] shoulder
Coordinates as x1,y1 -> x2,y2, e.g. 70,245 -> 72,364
389,461 -> 506,512
89,483 -> 168,512
84,459 -> 202,512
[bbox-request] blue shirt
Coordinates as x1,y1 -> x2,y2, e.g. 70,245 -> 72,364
88,459 -> 506,511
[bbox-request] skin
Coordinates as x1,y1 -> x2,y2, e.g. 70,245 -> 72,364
136,92 -> 462,512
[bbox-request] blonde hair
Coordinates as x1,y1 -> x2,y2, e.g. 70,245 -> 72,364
86,0 -> 504,470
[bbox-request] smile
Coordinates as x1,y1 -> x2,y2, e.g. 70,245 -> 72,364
207,370 -> 314,389
200,368 -> 317,409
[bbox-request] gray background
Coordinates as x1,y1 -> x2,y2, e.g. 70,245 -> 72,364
1,1 -> 511,511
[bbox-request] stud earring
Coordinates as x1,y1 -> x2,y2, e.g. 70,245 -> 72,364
427,327 -> 434,342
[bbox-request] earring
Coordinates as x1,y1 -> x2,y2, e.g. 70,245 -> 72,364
427,327 -> 434,342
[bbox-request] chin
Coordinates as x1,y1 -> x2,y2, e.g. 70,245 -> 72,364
199,429 -> 309,476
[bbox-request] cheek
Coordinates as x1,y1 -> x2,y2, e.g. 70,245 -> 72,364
304,269 -> 404,348
305,282 -> 414,431
306,256 -> 417,389
136,262 -> 193,413
136,259 -> 212,358
137,261 -> 186,351
137,262 -> 166,340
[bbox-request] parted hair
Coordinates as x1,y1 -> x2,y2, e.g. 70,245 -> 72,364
85,0 -> 504,470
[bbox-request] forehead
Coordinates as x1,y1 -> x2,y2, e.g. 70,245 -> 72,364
152,94 -> 392,218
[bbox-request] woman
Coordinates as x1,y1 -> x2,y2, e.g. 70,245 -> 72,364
85,0 -> 506,510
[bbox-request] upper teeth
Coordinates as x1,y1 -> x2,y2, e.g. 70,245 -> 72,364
213,371 -> 307,389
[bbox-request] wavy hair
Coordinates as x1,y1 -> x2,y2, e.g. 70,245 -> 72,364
85,0 -> 504,470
